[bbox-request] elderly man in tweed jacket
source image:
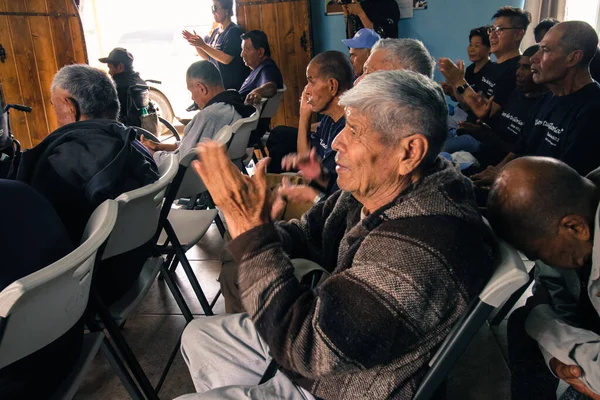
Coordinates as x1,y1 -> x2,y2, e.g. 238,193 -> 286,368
176,71 -> 495,400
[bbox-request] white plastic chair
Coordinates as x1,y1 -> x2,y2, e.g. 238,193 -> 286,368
0,200 -> 139,400
157,150 -> 220,315
90,154 -> 183,400
226,107 -> 260,173
260,84 -> 286,120
412,234 -> 530,400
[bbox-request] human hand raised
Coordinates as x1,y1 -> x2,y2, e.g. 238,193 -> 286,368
182,30 -> 206,47
437,58 -> 465,87
281,148 -> 323,182
192,141 -> 271,239
299,85 -> 313,119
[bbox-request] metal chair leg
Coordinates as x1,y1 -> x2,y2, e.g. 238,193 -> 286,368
100,339 -> 145,400
90,289 -> 160,400
160,264 -> 194,323
163,221 -> 214,316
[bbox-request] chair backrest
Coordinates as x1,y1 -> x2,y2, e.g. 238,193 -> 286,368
412,234 -> 530,400
102,153 -> 179,259
0,200 -> 118,368
227,108 -> 260,161
260,85 -> 286,120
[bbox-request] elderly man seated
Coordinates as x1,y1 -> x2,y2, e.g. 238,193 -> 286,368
17,64 -> 158,305
487,157 -> 600,400
176,70 -> 494,399
141,60 -> 254,162
342,28 -> 380,80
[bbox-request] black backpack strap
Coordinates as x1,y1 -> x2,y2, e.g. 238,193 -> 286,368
85,127 -> 136,205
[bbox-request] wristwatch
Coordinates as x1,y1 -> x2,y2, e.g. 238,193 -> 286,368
455,82 -> 470,95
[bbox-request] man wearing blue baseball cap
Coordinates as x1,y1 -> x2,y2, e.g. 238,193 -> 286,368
342,28 -> 380,79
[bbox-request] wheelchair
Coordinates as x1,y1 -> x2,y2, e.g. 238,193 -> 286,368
0,103 -> 31,179
126,80 -> 180,143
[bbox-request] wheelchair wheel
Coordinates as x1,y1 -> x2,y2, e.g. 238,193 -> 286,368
158,116 -> 180,143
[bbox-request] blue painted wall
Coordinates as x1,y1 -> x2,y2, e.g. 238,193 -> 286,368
310,0 -> 525,81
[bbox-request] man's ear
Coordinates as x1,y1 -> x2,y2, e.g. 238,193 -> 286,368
565,50 -> 584,68
397,134 -> 428,176
514,29 -> 526,43
198,81 -> 209,95
328,78 -> 340,96
258,47 -> 266,58
559,214 -> 591,242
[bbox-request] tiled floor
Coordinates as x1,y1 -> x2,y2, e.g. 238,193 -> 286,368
74,224 -> 532,400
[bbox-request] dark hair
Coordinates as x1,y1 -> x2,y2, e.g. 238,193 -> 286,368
215,0 -> 234,16
558,21 -> 600,67
534,18 -> 560,38
492,6 -> 532,30
310,50 -> 354,92
469,27 -> 491,48
523,44 -> 539,58
241,30 -> 271,57
186,60 -> 224,88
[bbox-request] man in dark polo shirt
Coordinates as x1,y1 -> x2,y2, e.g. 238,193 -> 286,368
239,30 -> 284,146
439,6 -> 531,120
239,30 -> 283,103
472,21 -> 600,187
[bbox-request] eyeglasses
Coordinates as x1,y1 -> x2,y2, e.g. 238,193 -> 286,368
211,5 -> 223,13
487,26 -> 523,36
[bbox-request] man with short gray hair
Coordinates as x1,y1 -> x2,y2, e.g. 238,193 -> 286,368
175,70 -> 494,399
361,38 -> 436,79
141,60 -> 255,162
17,63 -> 158,305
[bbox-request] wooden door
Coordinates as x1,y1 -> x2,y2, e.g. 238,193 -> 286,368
0,0 -> 87,149
236,0 -> 313,128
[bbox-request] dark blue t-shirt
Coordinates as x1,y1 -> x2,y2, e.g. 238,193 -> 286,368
310,115 -> 346,173
239,58 -> 284,99
205,23 -> 250,90
515,82 -> 600,175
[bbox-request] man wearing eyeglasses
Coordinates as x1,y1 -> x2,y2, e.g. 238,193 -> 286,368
439,6 -> 531,121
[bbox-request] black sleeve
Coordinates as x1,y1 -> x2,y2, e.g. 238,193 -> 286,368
513,116 -> 535,156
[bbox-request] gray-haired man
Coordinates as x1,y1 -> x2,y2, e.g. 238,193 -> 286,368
175,70 -> 494,399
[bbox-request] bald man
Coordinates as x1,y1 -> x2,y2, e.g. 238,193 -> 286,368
487,156 -> 600,400
472,21 -> 600,188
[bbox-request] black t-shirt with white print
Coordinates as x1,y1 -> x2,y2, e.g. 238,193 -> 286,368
477,55 -> 520,107
515,81 -> 600,175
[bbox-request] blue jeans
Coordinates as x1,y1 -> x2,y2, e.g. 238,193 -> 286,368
444,129 -> 481,154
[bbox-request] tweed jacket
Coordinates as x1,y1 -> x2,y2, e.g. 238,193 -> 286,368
227,157 -> 495,399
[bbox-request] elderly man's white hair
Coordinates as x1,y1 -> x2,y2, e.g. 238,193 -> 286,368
340,70 -> 447,163
51,64 -> 120,120
371,38 -> 435,79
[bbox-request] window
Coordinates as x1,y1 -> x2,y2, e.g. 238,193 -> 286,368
565,0 -> 600,33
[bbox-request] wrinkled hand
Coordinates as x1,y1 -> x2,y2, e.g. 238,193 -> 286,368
182,30 -> 206,47
471,165 -> 499,188
245,88 -> 263,105
550,358 -> 600,400
192,141 -> 271,238
299,85 -> 312,118
279,179 -> 319,204
140,134 -> 158,154
438,58 -> 465,87
440,81 -> 456,97
281,148 -> 323,181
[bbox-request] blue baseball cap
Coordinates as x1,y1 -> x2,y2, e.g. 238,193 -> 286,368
342,28 -> 381,49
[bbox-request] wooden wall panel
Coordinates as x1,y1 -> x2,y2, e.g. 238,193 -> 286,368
237,0 -> 312,128
0,0 -> 87,148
